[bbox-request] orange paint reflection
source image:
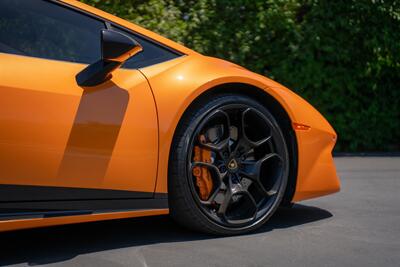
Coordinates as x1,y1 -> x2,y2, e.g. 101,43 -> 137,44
57,81 -> 129,182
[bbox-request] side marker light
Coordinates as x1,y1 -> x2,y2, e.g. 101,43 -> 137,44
292,123 -> 311,131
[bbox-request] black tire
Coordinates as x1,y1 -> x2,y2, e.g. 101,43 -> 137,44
168,94 -> 289,235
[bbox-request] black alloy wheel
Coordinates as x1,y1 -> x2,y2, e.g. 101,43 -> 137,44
169,94 -> 289,235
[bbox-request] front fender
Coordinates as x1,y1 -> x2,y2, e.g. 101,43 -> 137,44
140,54 -> 340,201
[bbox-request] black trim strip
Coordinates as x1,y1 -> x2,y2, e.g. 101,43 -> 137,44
48,0 -> 184,57
0,198 -> 168,221
0,184 -> 168,220
0,198 -> 168,211
0,184 -> 156,202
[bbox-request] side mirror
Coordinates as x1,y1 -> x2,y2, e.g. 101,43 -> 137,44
76,29 -> 142,87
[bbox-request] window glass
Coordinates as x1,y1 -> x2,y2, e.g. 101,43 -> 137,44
111,26 -> 181,69
0,0 -> 104,63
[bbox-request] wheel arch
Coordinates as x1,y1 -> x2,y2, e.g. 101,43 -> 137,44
170,82 -> 298,205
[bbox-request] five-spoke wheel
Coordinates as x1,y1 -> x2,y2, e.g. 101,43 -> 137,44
169,95 -> 289,235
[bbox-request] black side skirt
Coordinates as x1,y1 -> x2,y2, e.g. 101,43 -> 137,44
0,185 -> 168,221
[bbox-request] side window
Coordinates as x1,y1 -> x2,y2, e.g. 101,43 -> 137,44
111,25 -> 182,69
0,0 -> 104,64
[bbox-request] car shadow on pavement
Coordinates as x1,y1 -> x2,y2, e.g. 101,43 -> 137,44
0,204 -> 332,266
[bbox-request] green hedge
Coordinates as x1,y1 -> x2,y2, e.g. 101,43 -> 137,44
82,0 -> 400,152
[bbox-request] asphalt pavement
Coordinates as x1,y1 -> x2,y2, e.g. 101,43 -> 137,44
1,157 -> 399,267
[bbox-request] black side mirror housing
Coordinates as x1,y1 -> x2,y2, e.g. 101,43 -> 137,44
76,29 -> 142,87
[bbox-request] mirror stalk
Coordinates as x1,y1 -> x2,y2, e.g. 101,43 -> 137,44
76,29 -> 142,87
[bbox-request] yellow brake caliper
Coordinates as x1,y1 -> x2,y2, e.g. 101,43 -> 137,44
192,137 -> 214,201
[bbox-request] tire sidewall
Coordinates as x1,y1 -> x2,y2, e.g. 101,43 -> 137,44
170,94 -> 289,235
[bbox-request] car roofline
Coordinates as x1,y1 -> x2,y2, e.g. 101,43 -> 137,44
58,0 -> 199,56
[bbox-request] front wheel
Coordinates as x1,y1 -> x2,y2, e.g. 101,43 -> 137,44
168,94 -> 289,235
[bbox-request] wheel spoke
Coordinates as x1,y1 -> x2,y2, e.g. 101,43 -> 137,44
239,153 -> 282,196
187,104 -> 287,228
200,187 -> 220,205
191,161 -> 227,204
251,135 -> 272,148
200,137 -> 230,153
232,108 -> 272,156
218,178 -> 258,223
217,178 -> 248,215
191,161 -> 227,182
225,190 -> 257,224
242,108 -> 272,147
217,178 -> 233,216
217,177 -> 258,224
199,110 -> 232,155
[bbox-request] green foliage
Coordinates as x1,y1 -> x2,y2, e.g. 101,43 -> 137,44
82,0 -> 400,152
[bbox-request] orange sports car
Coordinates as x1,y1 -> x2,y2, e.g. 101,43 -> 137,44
0,0 -> 340,235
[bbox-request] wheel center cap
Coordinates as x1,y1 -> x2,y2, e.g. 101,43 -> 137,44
228,159 -> 238,171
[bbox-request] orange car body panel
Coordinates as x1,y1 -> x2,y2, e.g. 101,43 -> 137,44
141,55 -> 340,200
0,0 -> 339,232
0,53 -> 158,193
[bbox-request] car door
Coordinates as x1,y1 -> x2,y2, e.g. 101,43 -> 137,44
0,0 -> 159,211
